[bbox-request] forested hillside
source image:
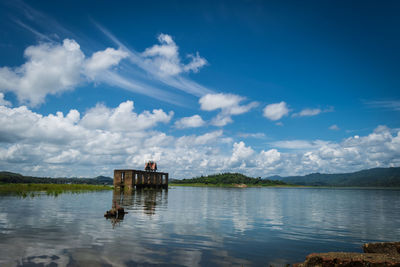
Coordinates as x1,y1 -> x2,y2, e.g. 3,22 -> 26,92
172,173 -> 287,186
274,167 -> 400,187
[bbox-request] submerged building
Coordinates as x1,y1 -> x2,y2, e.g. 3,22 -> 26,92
114,161 -> 168,189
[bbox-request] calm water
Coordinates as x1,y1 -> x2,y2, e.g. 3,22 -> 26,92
0,187 -> 399,266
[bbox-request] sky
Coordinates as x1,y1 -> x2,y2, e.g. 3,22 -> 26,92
0,0 -> 399,178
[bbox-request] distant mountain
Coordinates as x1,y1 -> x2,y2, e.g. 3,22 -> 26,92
269,167 -> 400,187
0,172 -> 113,185
93,176 -> 114,184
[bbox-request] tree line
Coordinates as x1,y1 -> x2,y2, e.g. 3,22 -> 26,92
0,171 -> 113,185
171,172 -> 287,185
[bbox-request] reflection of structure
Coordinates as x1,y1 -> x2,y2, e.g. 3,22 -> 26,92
105,189 -> 168,227
104,199 -> 126,228
114,162 -> 168,189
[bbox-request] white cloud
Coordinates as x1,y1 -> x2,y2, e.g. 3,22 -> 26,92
142,34 -> 207,76
0,101 -> 399,178
95,24 -> 214,97
238,132 -> 266,139
175,115 -> 205,129
329,124 -> 340,131
6,20 -> 213,106
199,93 -> 258,126
211,113 -> 234,127
263,101 -> 289,121
229,141 -> 254,168
258,149 -> 281,165
84,48 -> 128,79
200,93 -> 244,111
0,93 -> 11,107
292,106 -> 334,117
0,39 -> 129,107
183,52 -> 207,73
271,140 -> 329,150
0,39 -> 84,107
194,130 -> 224,145
0,105 -> 83,144
80,100 -> 173,132
176,130 -> 223,147
293,108 -> 321,117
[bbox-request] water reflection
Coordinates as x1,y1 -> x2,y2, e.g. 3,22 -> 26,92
0,188 -> 399,266
105,189 -> 169,227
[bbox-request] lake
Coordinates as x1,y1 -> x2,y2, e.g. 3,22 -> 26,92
0,187 -> 399,266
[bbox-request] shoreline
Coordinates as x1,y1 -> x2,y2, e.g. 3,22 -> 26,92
0,183 -> 113,196
170,183 -> 305,188
169,183 -> 400,189
294,242 -> 400,266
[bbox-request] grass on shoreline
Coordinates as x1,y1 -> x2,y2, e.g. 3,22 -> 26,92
169,183 -> 300,188
0,183 -> 113,197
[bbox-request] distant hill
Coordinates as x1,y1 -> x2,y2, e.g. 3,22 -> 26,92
269,167 -> 400,187
0,171 -> 113,185
172,172 -> 287,186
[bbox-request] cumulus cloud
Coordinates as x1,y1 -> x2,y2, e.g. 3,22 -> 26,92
84,48 -> 128,79
0,101 -> 399,178
80,100 -> 173,131
199,93 -> 258,126
298,126 -> 400,173
210,113 -> 234,127
229,141 -> 254,168
142,34 -> 207,76
200,93 -> 244,111
258,149 -> 281,165
0,100 -> 175,174
0,105 -> 82,144
175,115 -> 205,129
0,39 -> 84,106
0,39 -> 128,107
176,130 -> 223,146
263,101 -> 289,121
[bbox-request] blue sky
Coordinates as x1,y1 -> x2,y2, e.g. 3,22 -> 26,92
0,0 -> 399,178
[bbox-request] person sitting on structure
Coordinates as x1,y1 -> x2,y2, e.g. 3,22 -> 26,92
145,161 -> 157,172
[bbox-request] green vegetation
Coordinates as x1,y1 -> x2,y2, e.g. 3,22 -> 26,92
0,183 -> 112,197
170,173 -> 287,187
0,171 -> 113,185
276,167 -> 400,187
0,171 -> 113,197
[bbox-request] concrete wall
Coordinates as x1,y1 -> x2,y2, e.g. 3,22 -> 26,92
114,169 -> 168,189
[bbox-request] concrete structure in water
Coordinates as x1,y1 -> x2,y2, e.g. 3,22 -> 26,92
114,167 -> 168,189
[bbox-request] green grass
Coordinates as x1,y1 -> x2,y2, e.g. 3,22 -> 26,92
170,183 -> 300,188
0,183 -> 113,197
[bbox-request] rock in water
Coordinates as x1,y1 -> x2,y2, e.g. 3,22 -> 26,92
295,252 -> 400,266
363,242 -> 400,256
294,242 -> 400,266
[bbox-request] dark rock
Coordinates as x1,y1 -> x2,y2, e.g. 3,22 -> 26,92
117,207 -> 125,214
363,242 -> 400,256
294,252 -> 400,266
104,209 -> 117,217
